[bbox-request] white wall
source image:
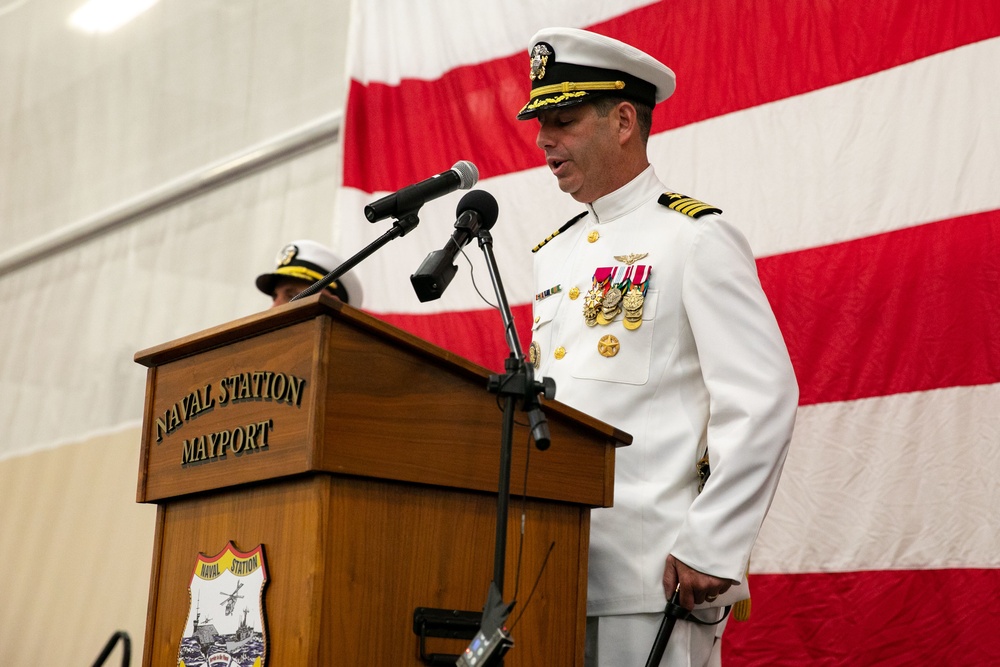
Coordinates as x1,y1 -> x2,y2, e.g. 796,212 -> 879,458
0,0 -> 353,662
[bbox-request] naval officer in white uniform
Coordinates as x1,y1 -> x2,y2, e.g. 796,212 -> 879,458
256,239 -> 364,308
517,27 -> 799,666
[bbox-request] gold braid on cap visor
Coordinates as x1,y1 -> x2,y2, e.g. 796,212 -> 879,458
520,80 -> 626,113
274,265 -> 337,289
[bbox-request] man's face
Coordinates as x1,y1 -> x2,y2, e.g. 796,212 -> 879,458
535,102 -> 621,203
271,276 -> 318,308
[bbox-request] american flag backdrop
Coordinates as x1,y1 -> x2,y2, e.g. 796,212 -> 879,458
336,1 -> 1000,663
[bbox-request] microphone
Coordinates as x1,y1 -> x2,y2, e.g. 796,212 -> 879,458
364,160 -> 479,223
410,190 -> 499,302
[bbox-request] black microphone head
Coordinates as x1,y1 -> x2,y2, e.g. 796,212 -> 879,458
451,160 -> 479,189
456,190 -> 499,231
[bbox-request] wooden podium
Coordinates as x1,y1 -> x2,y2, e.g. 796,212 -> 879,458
135,293 -> 629,666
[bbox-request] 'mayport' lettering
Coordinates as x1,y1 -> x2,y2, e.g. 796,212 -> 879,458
182,419 -> 274,465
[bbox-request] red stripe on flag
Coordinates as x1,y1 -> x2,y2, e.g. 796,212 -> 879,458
375,306 -> 533,373
344,0 -> 1000,192
759,209 -> 1000,406
723,568 -> 1000,665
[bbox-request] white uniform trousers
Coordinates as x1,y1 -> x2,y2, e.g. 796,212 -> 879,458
586,612 -> 727,667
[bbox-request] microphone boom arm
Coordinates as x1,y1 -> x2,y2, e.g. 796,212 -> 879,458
291,212 -> 421,302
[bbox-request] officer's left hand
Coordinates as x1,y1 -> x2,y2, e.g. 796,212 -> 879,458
662,554 -> 734,610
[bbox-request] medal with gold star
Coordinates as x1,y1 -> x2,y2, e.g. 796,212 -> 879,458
583,267 -> 613,327
583,286 -> 603,327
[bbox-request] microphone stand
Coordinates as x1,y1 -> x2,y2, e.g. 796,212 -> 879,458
291,212 -> 421,302
458,229 -> 555,667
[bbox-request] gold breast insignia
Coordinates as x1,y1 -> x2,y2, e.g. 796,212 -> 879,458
597,334 -> 620,358
613,253 -> 648,265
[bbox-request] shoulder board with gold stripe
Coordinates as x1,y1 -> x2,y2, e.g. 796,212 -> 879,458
531,211 -> 589,253
658,192 -> 722,218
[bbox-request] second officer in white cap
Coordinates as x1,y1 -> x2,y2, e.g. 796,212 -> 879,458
256,239 -> 364,308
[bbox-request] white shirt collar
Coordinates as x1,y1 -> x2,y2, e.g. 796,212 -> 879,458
586,165 -> 663,224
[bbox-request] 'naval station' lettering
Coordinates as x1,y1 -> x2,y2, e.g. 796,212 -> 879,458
182,419 -> 274,465
218,371 -> 305,407
154,371 -> 306,442
200,563 -> 220,579
231,554 -> 260,576
155,384 -> 215,441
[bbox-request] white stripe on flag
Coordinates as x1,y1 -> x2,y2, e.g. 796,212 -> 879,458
658,36 -> 1000,257
754,382 -> 1000,574
347,0 -> 658,84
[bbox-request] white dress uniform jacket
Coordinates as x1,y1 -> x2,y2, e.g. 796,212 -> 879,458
531,166 -> 798,617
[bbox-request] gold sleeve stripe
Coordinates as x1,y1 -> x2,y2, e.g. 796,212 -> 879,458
657,192 -> 722,218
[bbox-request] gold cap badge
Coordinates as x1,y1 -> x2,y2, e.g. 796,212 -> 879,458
277,243 -> 298,266
530,43 -> 552,81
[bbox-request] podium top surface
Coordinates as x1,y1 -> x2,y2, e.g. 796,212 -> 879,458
135,293 -> 630,507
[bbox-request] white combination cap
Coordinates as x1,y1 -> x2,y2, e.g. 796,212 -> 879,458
255,239 -> 363,306
517,27 -> 676,120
